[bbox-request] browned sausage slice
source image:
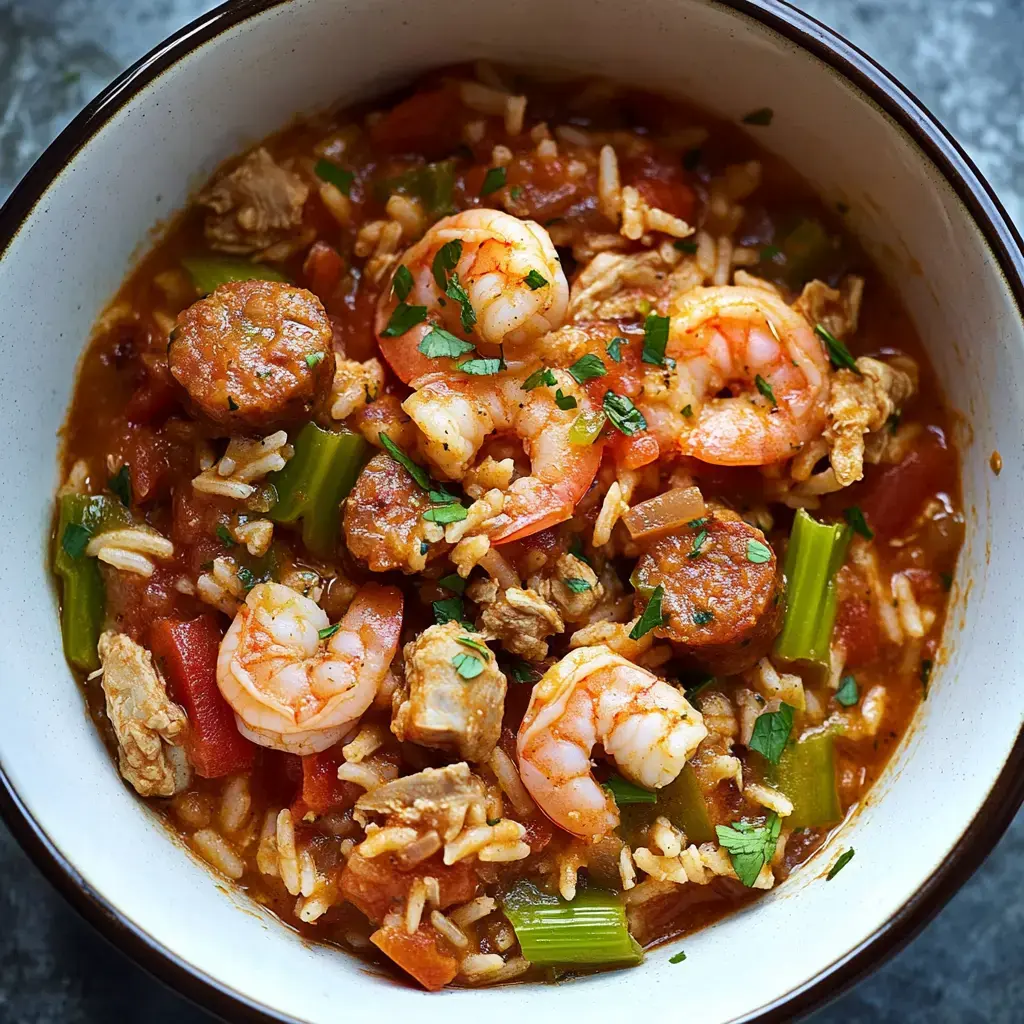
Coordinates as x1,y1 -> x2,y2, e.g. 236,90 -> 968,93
632,508 -> 782,675
343,452 -> 445,572
169,279 -> 334,431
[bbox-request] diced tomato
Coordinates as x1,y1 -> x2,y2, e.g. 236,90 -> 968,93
124,426 -> 173,504
522,814 -> 555,853
623,150 -> 696,223
294,747 -> 360,816
340,852 -> 477,925
303,242 -> 345,304
369,85 -> 464,157
336,283 -> 380,363
834,595 -> 879,669
370,923 -> 458,992
857,430 -> 955,540
125,361 -> 180,424
611,429 -> 660,470
149,615 -> 255,777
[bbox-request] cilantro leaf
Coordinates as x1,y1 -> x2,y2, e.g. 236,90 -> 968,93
304,351 -> 325,369
457,357 -> 502,375
747,703 -> 794,764
423,503 -> 469,524
433,597 -> 465,626
438,573 -> 466,595
554,388 -> 578,410
523,367 -> 556,390
568,534 -> 592,567
452,652 -> 484,679
456,636 -> 491,658
693,608 -> 714,626
432,239 -> 463,291
379,432 -> 431,490
318,623 -> 341,640
642,313 -> 669,366
215,524 -> 236,547
844,506 -> 873,540
603,390 -> 648,435
687,528 -> 708,559
392,264 -> 413,302
674,239 -> 698,254
746,539 -> 772,564
669,951 -> 687,964
629,584 -> 665,640
827,848 -> 855,880
568,353 -> 607,384
418,327 -> 476,359
481,166 -> 507,196
445,271 -> 477,331
716,813 -> 781,887
607,337 -> 625,362
382,302 -> 428,338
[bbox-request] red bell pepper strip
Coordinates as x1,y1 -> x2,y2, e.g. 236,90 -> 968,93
149,615 -> 255,777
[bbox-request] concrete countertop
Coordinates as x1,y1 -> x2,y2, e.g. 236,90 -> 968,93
0,1 -> 1021,1021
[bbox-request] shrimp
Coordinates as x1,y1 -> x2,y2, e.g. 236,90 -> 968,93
516,646 -> 707,838
376,209 -> 569,385
643,285 -> 830,466
402,368 -> 603,544
217,581 -> 403,755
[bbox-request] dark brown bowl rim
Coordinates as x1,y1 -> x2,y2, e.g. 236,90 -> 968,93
1,0 -> 1021,1021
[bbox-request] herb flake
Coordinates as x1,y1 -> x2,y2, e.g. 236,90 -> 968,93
827,848 -> 855,880
563,577 -> 592,593
423,503 -> 469,524
439,573 -> 466,595
304,351 -> 325,369
844,506 -> 874,540
418,326 -> 476,359
642,313 -> 670,367
523,367 -> 556,391
61,522 -> 92,559
379,433 -> 431,490
693,609 -> 714,626
603,390 -> 647,436
314,158 -> 354,196
688,529 -> 709,559
755,375 -> 777,407
747,703 -> 794,765
836,675 -> 859,707
108,464 -> 131,507
554,388 -> 578,411
815,324 -> 860,374
382,302 -> 428,338
524,269 -> 548,290
433,597 -> 466,626
568,353 -> 607,384
392,264 -> 413,302
607,337 -> 625,363
629,584 -> 665,640
716,813 -> 782,887
746,539 -> 772,564
452,652 -> 484,679
481,166 -> 507,196
318,623 -> 341,641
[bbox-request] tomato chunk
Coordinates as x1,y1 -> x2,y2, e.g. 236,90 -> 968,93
371,923 -> 458,991
295,747 -> 360,816
369,85 -> 463,157
303,241 -> 345,304
149,615 -> 255,777
834,595 -> 879,669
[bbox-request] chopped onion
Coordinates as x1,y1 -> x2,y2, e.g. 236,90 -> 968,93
623,485 -> 705,540
479,547 -> 521,589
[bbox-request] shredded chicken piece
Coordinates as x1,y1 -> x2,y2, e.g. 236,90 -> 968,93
794,276 -> 865,341
467,580 -> 564,660
529,553 -> 605,623
392,622 -> 507,762
827,356 -> 917,486
330,358 -> 384,421
355,763 -> 489,842
568,249 -> 679,320
197,148 -> 309,255
568,618 -> 653,661
96,632 -> 190,797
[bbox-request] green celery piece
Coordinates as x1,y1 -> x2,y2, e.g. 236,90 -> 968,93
765,731 -> 842,830
267,424 -> 369,557
775,509 -> 850,668
617,764 -> 715,846
182,256 -> 287,295
502,880 -> 643,968
53,494 -> 132,671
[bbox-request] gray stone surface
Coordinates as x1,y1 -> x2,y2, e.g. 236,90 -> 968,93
0,0 -> 1021,1020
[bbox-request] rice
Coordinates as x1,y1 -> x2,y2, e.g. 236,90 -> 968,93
487,748 -> 535,817
744,781 -> 794,818
276,809 -> 301,896
859,684 -> 887,736
430,910 -> 469,949
695,230 -> 716,279
218,774 -> 251,833
405,878 -> 428,934
256,809 -> 280,877
86,527 -> 174,578
319,181 -> 352,226
504,95 -> 527,136
460,954 -> 531,985
598,145 -> 621,222
192,829 -> 244,881
557,850 -> 582,901
712,235 -> 733,286
299,849 -> 318,897
396,831 -> 443,868
357,826 -> 419,859
233,519 -> 273,557
850,541 -> 903,643
341,723 -> 387,764
491,144 -> 513,167
619,845 -> 637,890
650,817 -> 683,858
593,481 -> 629,547
444,819 -> 528,865
536,138 -> 558,161
459,80 -> 511,116
385,193 -> 426,240
452,535 -> 491,577
445,489 -> 505,544
892,573 -> 927,638
193,431 -> 291,499
556,124 -> 594,147
337,761 -> 391,792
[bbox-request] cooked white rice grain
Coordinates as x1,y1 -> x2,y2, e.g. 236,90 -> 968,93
192,829 -> 244,881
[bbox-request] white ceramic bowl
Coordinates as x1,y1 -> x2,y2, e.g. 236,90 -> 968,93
1,1 -> 1022,1021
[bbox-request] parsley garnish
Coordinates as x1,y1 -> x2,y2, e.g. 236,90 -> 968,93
439,573 -> 465,595
452,652 -> 484,679
318,623 -> 341,641
304,351 -> 325,369
607,337 -> 625,362
836,675 -> 859,707
418,326 -> 475,359
481,166 -> 507,195
108,464 -> 131,507
61,522 -> 92,559
755,375 -> 776,406
674,240 -> 698,254
215,524 -> 235,547
554,389 -> 577,411
236,566 -> 257,591
741,107 -> 774,126
669,951 -> 687,964
568,354 -> 607,384
509,185 -> 524,201
379,433 -> 431,490
433,597 -> 465,626
716,813 -> 781,887
693,609 -> 714,626
423,504 -> 469,524
760,245 -> 781,262
446,272 -> 477,331
681,404 -> 693,418
629,584 -> 665,640
392,264 -> 413,302
505,657 -> 538,684
685,674 -> 715,702
844,506 -> 873,540
428,487 -> 459,505
457,636 -> 490,658
523,367 -> 556,390
568,534 -> 592,568
642,313 -> 670,366
827,849 -> 855,880
603,390 -> 647,435
563,577 -> 592,593
382,302 -> 428,338
747,703 -> 794,764
432,240 -> 462,291
457,357 -> 502,375
688,528 -> 708,559
314,158 -> 354,196
815,324 -> 860,374
524,269 -> 548,290
746,539 -> 771,564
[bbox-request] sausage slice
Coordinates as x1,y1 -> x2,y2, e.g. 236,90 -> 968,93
169,279 -> 334,431
632,508 -> 783,675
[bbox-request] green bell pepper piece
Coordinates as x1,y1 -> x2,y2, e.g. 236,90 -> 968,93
267,424 -> 369,558
53,494 -> 132,671
616,764 -> 715,846
182,256 -> 287,295
766,731 -> 842,830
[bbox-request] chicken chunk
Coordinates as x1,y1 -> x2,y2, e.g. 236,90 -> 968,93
828,356 -> 917,487
467,579 -> 564,661
198,147 -> 309,254
392,624 -> 506,762
794,275 -> 864,341
529,553 -> 605,624
97,631 -> 190,798
356,762 -> 489,840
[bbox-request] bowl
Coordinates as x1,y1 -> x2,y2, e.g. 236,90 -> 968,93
1,1 -> 1022,1021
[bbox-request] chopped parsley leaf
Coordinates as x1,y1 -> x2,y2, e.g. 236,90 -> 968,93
108,464 -> 131,507
382,302 -> 428,338
314,158 -> 354,195
674,239 -> 698,254
432,239 -> 463,291
836,675 -> 859,707
418,326 -> 476,359
392,264 -> 413,302
215,524 -> 235,547
716,813 -> 781,887
568,353 -> 607,384
318,623 -> 341,641
747,702 -> 794,764
554,388 -> 578,411
629,584 -> 665,640
457,357 -> 502,375
693,608 -> 714,626
481,166 -> 507,196
607,337 -> 625,362
746,539 -> 772,564
687,528 -> 708,559
304,351 -> 325,369
681,404 -> 693,418
432,597 -> 465,626
452,652 -> 484,679
568,534 -> 592,567
760,245 -> 781,262
423,503 -> 469,524
379,432 -> 431,490
236,566 -> 257,591
509,185 -> 524,201
669,951 -> 687,964
456,636 -> 491,658
439,573 -> 466,595
642,313 -> 670,367
445,271 -> 477,331
227,396 -> 239,411
755,374 -> 777,406
524,269 -> 548,290
603,390 -> 647,435
844,506 -> 873,540
523,367 -> 557,390
815,323 -> 860,373
563,577 -> 592,593
505,657 -> 538,684
827,848 -> 855,880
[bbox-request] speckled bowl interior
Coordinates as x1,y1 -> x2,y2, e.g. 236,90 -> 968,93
0,1 -> 1021,1022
